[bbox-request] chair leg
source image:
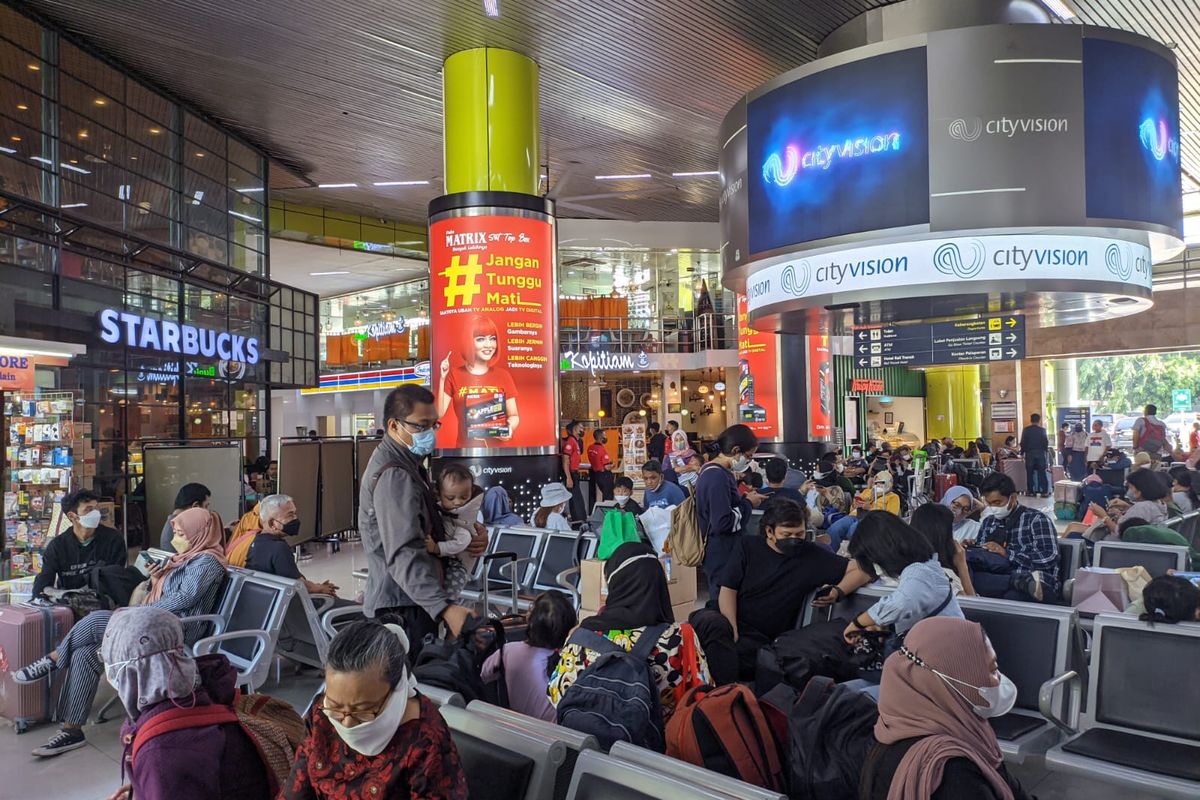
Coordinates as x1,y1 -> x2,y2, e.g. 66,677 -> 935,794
95,694 -> 123,724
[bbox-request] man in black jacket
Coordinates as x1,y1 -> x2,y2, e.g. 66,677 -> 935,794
1020,413 -> 1050,497
647,422 -> 666,462
31,489 -> 126,597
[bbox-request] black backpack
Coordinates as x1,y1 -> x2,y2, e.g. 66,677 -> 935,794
556,624 -> 670,751
412,617 -> 508,706
754,620 -> 860,697
787,676 -> 878,800
89,564 -> 147,608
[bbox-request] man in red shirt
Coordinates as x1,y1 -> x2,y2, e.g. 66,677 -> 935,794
587,428 -> 614,505
560,420 -> 585,520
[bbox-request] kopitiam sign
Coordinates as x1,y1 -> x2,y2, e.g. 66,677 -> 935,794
99,309 -> 260,364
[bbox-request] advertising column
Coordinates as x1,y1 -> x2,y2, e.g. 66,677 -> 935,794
736,293 -> 781,440
428,193 -> 561,516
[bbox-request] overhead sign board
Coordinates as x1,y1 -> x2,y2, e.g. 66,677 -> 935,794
851,315 -> 1026,368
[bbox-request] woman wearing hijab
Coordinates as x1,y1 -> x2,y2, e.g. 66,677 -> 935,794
101,607 -> 271,800
940,486 -> 984,543
548,542 -> 709,720
480,485 -> 524,528
826,470 -> 901,552
285,619 -> 467,799
14,507 -> 228,758
665,430 -> 701,489
860,616 -> 1029,800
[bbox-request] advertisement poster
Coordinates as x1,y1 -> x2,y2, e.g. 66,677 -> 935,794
736,294 -> 780,440
429,214 -> 557,452
807,335 -> 832,440
621,423 -> 646,477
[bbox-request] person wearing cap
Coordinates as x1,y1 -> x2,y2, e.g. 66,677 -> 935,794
531,483 -> 573,531
825,470 -> 901,552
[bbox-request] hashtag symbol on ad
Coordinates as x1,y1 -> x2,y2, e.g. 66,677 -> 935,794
441,254 -> 483,307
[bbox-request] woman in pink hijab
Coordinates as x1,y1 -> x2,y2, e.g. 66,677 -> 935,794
859,616 -> 1030,800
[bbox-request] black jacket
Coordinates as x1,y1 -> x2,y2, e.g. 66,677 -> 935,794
860,737 -> 1031,800
31,525 -> 126,597
1020,424 -> 1049,454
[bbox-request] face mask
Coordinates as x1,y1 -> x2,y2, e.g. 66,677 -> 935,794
615,494 -> 631,506
851,451 -> 862,459
282,519 -> 302,537
171,533 -> 189,553
900,645 -> 1017,719
903,454 -> 912,462
774,536 -> 804,556
730,455 -> 752,473
327,669 -> 416,756
407,428 -> 437,457
79,509 -> 102,529
981,503 -> 1012,521
834,463 -> 844,473
873,483 -> 888,494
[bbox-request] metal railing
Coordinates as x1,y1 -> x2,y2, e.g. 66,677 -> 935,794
559,314 -> 738,354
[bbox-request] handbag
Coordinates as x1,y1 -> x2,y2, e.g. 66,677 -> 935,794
1071,567 -> 1129,614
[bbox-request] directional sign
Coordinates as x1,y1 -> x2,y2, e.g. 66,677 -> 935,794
1172,389 -> 1192,412
851,316 -> 1025,368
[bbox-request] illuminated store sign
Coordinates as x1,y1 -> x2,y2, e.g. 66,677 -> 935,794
98,309 -> 260,364
1139,117 -> 1179,161
345,319 -> 408,340
136,360 -> 246,384
762,132 -> 901,186
560,350 -> 650,375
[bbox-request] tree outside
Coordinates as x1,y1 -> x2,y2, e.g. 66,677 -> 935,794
1077,352 -> 1200,413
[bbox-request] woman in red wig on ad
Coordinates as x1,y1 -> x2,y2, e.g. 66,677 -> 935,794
436,314 -> 520,448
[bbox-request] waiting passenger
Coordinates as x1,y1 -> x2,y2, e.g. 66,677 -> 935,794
995,436 -> 1020,461
612,475 -> 644,515
1138,574 -> 1200,623
695,424 -> 763,593
1084,468 -> 1170,541
548,542 -> 709,720
531,483 -> 573,531
16,506 -> 227,757
284,620 -> 467,799
1168,466 -> 1199,513
941,485 -> 984,543
160,482 -> 212,551
32,488 -> 127,599
480,485 -> 524,527
666,429 -> 701,489
247,494 -> 339,596
641,459 -> 687,509
101,607 -> 272,800
826,470 -> 900,552
909,503 -> 975,596
860,616 -> 1030,800
816,485 -> 848,531
759,457 -> 803,508
481,590 -> 576,721
967,473 -> 1059,603
815,451 -> 856,494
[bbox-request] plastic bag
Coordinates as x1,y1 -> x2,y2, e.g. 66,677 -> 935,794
1114,565 -> 1152,605
639,506 -> 673,554
597,509 -> 641,560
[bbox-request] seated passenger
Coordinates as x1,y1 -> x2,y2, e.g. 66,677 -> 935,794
612,475 -> 644,515
826,471 -> 901,552
247,494 -> 339,596
32,488 -> 127,599
101,607 -> 271,800
482,590 -> 576,721
689,499 -> 870,684
941,486 -> 984,543
548,542 -> 709,720
814,451 -> 856,495
1083,469 -> 1170,541
816,485 -> 848,531
285,620 -> 467,799
1117,519 -> 1200,564
1168,466 -> 1199,514
641,459 -> 687,509
759,457 -> 804,508
909,503 -> 975,596
995,436 -> 1020,461
16,507 -> 227,757
531,483 -> 573,530
160,482 -> 212,551
967,473 -> 1059,603
860,616 -> 1030,800
480,485 -> 524,527
1137,574 -> 1200,623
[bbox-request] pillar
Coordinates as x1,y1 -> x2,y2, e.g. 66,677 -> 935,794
1052,358 -> 1079,409
925,365 -> 981,444
985,361 -> 1020,450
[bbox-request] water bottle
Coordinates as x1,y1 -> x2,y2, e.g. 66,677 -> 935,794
662,553 -> 673,581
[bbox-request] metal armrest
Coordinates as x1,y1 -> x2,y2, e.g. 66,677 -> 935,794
1038,669 -> 1080,735
497,558 -> 537,581
309,594 -> 336,614
193,629 -> 272,658
179,613 -> 227,636
320,604 -> 366,640
556,567 -> 581,606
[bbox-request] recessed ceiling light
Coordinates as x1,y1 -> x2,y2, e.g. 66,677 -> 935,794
310,271 -> 350,276
27,64 -> 39,71
195,152 -> 204,158
318,183 -> 358,189
0,146 -> 15,154
31,156 -> 52,165
1040,0 -> 1076,19
149,127 -> 162,135
16,104 -> 28,111
94,98 -> 107,106
9,136 -> 21,142
192,190 -> 205,205
61,202 -> 88,208
373,180 -> 430,187
483,0 -> 500,17
229,210 -> 262,223
61,162 -> 91,174
237,187 -> 265,193
672,170 -> 720,177
78,130 -> 88,139
596,173 -> 652,180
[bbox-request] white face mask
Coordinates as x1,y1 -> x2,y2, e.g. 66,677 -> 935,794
873,482 -> 888,494
327,669 -> 416,756
851,451 -> 862,459
615,494 -> 631,506
79,509 -> 103,529
981,502 -> 1013,521
900,645 -> 1018,719
730,455 -> 752,473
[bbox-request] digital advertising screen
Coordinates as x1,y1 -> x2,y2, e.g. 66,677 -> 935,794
747,46 -> 930,255
429,214 -> 558,453
1083,37 -> 1182,233
806,336 -> 832,440
736,293 -> 781,441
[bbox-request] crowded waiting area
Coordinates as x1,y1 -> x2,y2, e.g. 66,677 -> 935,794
2,0 -> 1200,798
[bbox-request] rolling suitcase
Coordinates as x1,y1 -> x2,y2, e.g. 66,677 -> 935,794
1002,457 -> 1028,494
933,473 -> 958,502
480,551 -> 529,646
0,603 -> 75,733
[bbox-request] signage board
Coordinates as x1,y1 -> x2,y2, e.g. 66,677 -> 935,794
99,309 -> 260,363
560,350 -> 650,375
992,401 -> 1018,421
301,363 -> 431,395
429,213 -> 557,452
0,354 -> 35,392
736,294 -> 781,440
849,315 -> 1026,368
1172,389 -> 1192,412
849,378 -> 885,395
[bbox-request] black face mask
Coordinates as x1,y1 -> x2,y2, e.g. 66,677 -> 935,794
774,536 -> 805,556
281,519 -> 301,537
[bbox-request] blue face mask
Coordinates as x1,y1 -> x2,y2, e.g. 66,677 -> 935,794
409,428 -> 437,457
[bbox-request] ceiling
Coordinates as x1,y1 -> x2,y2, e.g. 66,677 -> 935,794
269,238 -> 429,296
16,0 -> 1200,230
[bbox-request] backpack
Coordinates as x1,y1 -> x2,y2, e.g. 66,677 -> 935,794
88,564 -> 147,608
668,464 -> 721,568
412,617 -> 509,706
666,683 -> 785,792
754,620 -> 860,697
786,676 -> 878,800
131,692 -> 305,796
556,623 -> 670,751
1139,416 -> 1168,453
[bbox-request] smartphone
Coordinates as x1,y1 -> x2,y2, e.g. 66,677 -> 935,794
814,585 -> 836,600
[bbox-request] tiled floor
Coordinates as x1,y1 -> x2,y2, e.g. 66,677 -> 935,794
0,537 -> 1172,799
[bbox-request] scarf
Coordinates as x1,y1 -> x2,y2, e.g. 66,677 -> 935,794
149,507 -> 227,604
100,606 -> 199,720
580,542 -> 673,632
481,486 -> 524,527
874,616 -> 1014,800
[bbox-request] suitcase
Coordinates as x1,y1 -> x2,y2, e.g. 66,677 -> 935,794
933,473 -> 958,502
1052,465 -> 1066,485
0,603 -> 75,733
1002,457 -> 1028,494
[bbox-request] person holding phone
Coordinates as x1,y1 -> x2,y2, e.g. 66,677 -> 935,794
32,489 -> 126,599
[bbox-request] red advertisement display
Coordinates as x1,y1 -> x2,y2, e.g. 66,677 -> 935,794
807,335 -> 832,440
736,294 -> 781,440
430,214 -> 558,452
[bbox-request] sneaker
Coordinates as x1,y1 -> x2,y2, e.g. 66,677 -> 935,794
31,728 -> 86,758
13,655 -> 55,684
1018,571 -> 1045,603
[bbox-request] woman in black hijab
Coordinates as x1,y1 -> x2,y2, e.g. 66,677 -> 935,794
548,542 -> 709,720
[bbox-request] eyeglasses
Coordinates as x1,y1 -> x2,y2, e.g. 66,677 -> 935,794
321,691 -> 391,725
398,418 -> 441,433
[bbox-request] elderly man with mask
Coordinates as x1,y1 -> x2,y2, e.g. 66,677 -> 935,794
246,493 -> 338,597
32,488 -> 126,599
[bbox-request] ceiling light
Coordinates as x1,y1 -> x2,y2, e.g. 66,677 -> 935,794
373,180 -> 430,186
318,183 -> 358,189
596,173 -> 652,180
78,130 -> 88,138
149,127 -> 162,134
27,64 -> 39,71
0,146 -> 15,154
1040,0 -> 1076,19
61,162 -> 91,174
30,156 -> 52,165
130,155 -> 137,160
483,0 -> 500,17
229,210 -> 262,223
16,104 -> 28,111
94,98 -> 107,106
194,152 -> 204,158
10,136 -> 21,142
672,170 -> 720,177
60,202 -> 88,209
311,271 -> 350,276
237,187 -> 264,193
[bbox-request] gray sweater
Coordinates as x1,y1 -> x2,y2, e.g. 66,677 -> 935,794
358,435 -> 449,620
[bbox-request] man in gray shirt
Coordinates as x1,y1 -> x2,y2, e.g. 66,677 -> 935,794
359,384 -> 488,659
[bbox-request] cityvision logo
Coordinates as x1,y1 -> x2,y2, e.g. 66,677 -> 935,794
948,116 -> 1068,141
1104,243 -> 1150,282
934,240 -> 987,279
560,350 -> 650,375
1139,117 -> 1179,162
762,131 -> 902,187
782,261 -> 812,296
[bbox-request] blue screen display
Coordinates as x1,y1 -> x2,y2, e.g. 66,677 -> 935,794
1083,38 -> 1182,232
747,47 -> 930,255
